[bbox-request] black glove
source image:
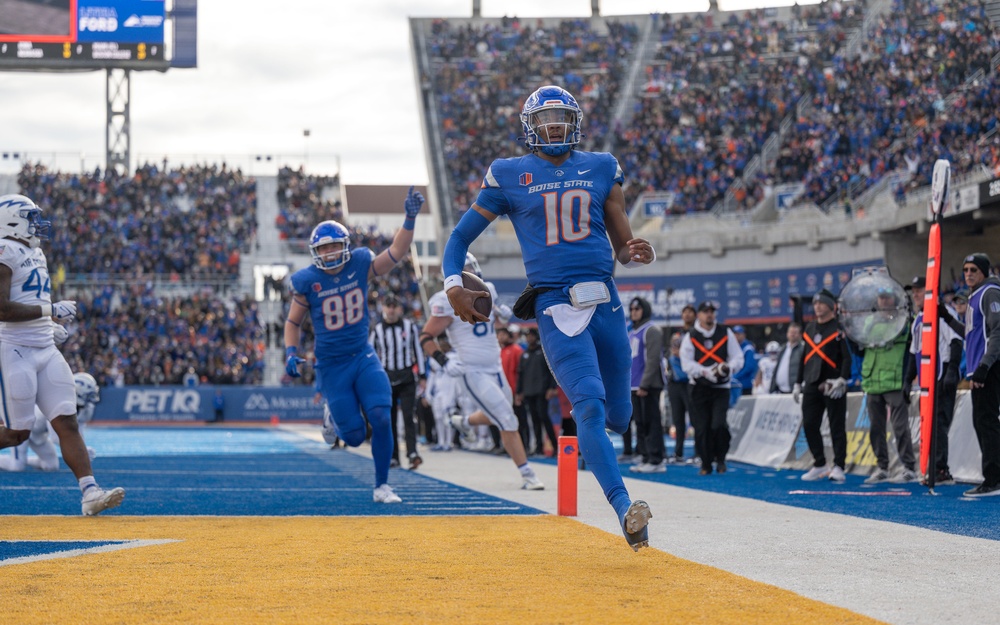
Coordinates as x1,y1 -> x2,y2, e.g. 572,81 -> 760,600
971,364 -> 990,385
902,382 -> 912,404
943,362 -> 959,386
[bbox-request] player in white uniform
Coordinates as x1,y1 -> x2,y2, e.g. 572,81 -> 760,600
755,341 -> 781,394
419,254 -> 543,490
426,336 -> 459,451
0,371 -> 101,471
0,194 -> 124,515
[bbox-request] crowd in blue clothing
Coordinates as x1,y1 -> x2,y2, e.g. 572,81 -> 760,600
59,284 -> 265,387
424,16 -> 640,222
17,162 -> 257,278
618,2 -> 863,214
770,0 -> 1000,209
13,162 -> 264,385
274,165 -> 343,241
418,1 -> 998,218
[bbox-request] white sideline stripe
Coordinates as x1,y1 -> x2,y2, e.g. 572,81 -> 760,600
0,539 -> 180,567
282,427 -> 1000,625
0,486 -> 490,494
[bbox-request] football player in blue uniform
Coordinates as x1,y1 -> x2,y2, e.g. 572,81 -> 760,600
284,187 -> 424,504
440,85 -> 657,551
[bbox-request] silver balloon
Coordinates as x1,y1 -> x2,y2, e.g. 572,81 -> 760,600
837,268 -> 911,348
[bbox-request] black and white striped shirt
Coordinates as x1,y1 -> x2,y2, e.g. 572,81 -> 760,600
369,318 -> 425,385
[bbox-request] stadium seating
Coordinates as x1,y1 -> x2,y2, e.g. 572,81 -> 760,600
414,2 -> 999,219
17,162 -> 257,278
59,285 -> 266,386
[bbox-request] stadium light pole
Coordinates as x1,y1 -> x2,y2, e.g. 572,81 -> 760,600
303,129 -> 310,169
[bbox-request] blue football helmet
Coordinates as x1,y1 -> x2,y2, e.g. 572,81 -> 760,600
464,252 -> 482,278
309,220 -> 352,270
0,193 -> 51,249
520,85 -> 583,156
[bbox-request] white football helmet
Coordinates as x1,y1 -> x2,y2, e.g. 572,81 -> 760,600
0,194 -> 51,249
765,341 -> 781,356
464,252 -> 482,278
74,372 -> 101,407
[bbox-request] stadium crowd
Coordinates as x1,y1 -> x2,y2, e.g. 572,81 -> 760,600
618,2 -> 863,214
17,162 -> 257,278
59,284 -> 266,387
425,17 -> 640,222
275,165 -> 343,241
773,0 -> 1000,208
418,1 -> 998,217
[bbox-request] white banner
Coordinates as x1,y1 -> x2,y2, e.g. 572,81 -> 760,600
730,395 -> 802,467
725,390 -> 984,482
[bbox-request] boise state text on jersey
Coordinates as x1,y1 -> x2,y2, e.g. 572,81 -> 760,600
290,248 -> 375,361
475,151 -> 624,288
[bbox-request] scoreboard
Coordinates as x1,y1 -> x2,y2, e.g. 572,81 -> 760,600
0,0 -> 169,70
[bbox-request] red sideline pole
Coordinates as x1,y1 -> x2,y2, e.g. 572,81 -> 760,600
557,436 -> 578,516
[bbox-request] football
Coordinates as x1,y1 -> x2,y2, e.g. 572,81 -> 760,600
462,271 -> 493,318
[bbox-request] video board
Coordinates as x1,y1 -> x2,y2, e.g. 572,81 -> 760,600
0,0 -> 168,70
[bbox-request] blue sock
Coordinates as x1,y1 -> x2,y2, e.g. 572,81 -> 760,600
367,406 -> 393,487
575,397 -> 631,522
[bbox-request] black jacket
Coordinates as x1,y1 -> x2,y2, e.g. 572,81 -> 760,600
517,344 -> 556,397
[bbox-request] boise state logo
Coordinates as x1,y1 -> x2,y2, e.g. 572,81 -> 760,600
519,172 -> 532,186
313,283 -> 322,292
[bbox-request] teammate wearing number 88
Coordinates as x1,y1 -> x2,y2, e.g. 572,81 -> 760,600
284,186 -> 424,504
441,85 -> 657,551
0,193 -> 125,516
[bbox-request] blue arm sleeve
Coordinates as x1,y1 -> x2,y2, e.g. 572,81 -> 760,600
442,209 -> 492,277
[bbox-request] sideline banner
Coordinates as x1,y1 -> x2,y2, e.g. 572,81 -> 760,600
729,395 -> 802,467
723,391 -> 982,482
94,386 -> 324,423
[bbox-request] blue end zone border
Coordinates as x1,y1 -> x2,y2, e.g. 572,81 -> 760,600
0,428 -> 543,517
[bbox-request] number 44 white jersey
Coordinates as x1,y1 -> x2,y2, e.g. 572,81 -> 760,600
0,239 -> 55,347
428,283 -> 502,371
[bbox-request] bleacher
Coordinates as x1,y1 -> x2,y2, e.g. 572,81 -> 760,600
410,1 -> 999,229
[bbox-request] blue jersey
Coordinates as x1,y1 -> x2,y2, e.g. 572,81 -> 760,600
289,248 -> 374,362
475,150 -> 624,288
965,280 -> 1000,373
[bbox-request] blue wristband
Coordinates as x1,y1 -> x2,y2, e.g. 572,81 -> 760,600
402,216 -> 415,231
285,346 -> 298,359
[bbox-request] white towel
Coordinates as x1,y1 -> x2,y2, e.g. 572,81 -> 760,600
543,303 -> 597,338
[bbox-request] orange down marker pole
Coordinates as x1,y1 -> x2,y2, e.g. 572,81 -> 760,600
557,436 -> 578,516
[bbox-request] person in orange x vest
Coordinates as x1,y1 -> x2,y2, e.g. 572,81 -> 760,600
794,289 -> 853,483
679,300 -> 744,475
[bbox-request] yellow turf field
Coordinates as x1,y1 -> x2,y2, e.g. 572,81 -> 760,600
2,516 -> 884,624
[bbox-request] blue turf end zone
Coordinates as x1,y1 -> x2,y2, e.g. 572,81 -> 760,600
0,428 -> 542,517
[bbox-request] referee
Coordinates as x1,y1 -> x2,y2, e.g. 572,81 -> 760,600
370,295 -> 426,470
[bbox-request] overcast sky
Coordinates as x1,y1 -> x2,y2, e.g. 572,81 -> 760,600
0,0 -> 814,183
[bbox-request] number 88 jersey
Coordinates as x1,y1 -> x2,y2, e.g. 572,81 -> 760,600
0,239 -> 55,347
290,247 -> 374,362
